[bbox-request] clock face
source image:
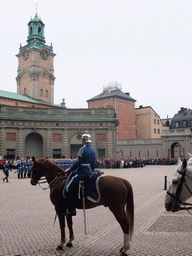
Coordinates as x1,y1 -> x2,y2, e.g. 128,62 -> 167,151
23,50 -> 29,60
40,49 -> 49,60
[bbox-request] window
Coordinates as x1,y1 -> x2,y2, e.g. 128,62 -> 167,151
53,134 -> 61,141
6,149 -> 15,159
6,133 -> 16,141
98,149 -> 105,158
97,134 -> 106,141
24,88 -> 27,94
53,149 -> 61,158
40,89 -> 43,97
138,151 -> 141,157
147,151 -> 149,157
183,121 -> 187,127
156,151 -> 159,157
77,135 -> 82,140
45,90 -> 48,97
175,122 -> 180,128
130,151 -> 132,157
158,129 -> 160,134
157,120 -> 160,125
154,119 -> 156,124
154,128 -> 156,134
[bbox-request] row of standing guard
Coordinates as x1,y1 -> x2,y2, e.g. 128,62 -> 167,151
16,159 -> 74,179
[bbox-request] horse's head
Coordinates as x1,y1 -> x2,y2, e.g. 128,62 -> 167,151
165,158 -> 188,212
30,156 -> 45,186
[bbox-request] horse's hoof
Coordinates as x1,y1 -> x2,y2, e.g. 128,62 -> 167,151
56,245 -> 63,250
120,247 -> 128,256
66,243 -> 73,248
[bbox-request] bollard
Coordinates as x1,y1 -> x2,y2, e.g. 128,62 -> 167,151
164,176 -> 167,190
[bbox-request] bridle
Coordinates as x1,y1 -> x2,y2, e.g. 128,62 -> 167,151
32,165 -> 66,190
167,167 -> 192,214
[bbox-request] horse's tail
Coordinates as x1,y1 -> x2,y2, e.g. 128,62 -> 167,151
124,179 -> 134,239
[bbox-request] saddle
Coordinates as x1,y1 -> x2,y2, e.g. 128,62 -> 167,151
82,170 -> 103,202
58,170 -> 103,215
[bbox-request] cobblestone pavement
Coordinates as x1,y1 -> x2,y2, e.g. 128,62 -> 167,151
1,165 -> 192,256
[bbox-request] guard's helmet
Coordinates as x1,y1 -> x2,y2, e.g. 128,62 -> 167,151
82,132 -> 92,143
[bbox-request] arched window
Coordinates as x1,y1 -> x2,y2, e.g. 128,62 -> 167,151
45,90 -> 48,97
40,89 -> 43,97
24,88 -> 27,94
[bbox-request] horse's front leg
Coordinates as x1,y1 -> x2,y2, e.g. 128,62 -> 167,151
57,213 -> 66,250
66,216 -> 74,247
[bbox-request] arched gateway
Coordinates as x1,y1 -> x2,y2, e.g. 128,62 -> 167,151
70,134 -> 83,158
171,142 -> 183,158
25,132 -> 43,158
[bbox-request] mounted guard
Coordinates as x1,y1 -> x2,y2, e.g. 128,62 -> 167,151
63,132 -> 96,216
31,135 -> 134,254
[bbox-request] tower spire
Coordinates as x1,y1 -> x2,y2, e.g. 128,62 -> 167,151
35,3 -> 38,16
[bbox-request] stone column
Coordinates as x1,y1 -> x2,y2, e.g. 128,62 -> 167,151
0,128 -> 6,158
17,128 -> 24,159
46,129 -> 52,159
113,129 -> 117,158
107,129 -> 113,158
63,129 -> 69,158
91,129 -> 96,152
185,136 -> 190,157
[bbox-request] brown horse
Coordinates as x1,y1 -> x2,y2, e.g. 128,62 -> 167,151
30,157 -> 134,255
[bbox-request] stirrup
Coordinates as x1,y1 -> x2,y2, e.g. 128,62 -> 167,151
65,209 -> 76,216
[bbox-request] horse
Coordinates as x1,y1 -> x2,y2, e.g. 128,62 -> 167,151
165,157 -> 192,212
30,157 -> 134,255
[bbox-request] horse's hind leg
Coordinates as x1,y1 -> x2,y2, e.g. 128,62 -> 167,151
110,207 -> 130,255
57,214 -> 66,250
66,216 -> 74,247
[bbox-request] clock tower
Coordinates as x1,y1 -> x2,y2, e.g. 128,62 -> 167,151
16,13 -> 56,104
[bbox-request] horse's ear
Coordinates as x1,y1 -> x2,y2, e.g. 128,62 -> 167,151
32,156 -> 36,163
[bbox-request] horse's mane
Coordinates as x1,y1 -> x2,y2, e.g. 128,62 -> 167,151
37,158 -> 65,172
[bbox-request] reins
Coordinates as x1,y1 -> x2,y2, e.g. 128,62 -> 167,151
38,172 -> 65,190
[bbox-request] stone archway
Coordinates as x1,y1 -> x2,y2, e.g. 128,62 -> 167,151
171,142 -> 183,158
70,133 -> 82,158
25,132 -> 43,158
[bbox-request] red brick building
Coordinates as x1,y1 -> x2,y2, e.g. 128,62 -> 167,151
87,82 -> 136,140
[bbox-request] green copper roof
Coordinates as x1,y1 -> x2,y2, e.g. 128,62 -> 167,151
18,14 -> 54,54
0,90 -> 39,103
28,14 -> 45,25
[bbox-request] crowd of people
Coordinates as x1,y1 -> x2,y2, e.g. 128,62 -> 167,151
0,155 -> 182,184
95,157 -> 179,168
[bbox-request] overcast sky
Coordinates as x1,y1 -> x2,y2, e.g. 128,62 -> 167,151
1,0 -> 192,119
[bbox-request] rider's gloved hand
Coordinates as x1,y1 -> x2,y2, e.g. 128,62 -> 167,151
65,168 -> 71,174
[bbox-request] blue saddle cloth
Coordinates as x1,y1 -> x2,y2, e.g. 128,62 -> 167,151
83,170 -> 103,203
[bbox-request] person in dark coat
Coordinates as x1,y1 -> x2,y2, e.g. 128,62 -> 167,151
3,160 -> 12,182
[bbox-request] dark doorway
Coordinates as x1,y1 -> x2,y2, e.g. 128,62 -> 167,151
25,133 -> 43,158
171,142 -> 182,158
71,144 -> 82,158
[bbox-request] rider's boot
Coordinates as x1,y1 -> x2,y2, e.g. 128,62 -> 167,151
65,191 -> 76,216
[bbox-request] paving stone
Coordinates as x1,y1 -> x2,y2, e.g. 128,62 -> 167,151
1,165 -> 192,255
